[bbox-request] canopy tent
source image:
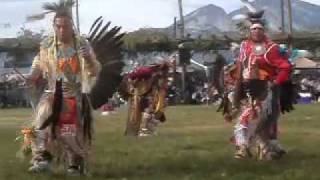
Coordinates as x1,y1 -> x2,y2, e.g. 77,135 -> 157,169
294,57 -> 320,69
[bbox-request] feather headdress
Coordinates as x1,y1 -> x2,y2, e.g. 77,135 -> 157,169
232,0 -> 266,35
26,0 -> 75,22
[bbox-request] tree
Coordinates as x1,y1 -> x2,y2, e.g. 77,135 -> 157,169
4,28 -> 43,68
16,27 -> 44,47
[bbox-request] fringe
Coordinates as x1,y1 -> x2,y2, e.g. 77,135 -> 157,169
81,93 -> 93,142
255,85 -> 280,137
39,80 -> 63,140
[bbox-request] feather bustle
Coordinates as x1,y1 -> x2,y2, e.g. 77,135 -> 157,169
87,17 -> 125,109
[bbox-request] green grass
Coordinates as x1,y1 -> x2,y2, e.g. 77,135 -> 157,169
0,104 -> 319,180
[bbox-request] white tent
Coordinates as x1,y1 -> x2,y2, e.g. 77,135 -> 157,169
294,57 -> 320,69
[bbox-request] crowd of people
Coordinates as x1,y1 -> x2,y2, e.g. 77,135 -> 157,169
0,72 -> 29,108
297,76 -> 320,103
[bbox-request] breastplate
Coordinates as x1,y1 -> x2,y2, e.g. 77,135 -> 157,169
242,43 -> 267,80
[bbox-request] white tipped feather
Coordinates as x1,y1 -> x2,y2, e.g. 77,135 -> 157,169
232,14 -> 247,21
240,0 -> 257,12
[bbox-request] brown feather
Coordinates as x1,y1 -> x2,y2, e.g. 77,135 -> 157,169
87,17 -> 125,109
89,16 -> 103,34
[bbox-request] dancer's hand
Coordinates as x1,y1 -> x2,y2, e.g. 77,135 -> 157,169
79,46 -> 92,62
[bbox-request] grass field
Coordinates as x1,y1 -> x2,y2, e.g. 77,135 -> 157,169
0,104 -> 319,180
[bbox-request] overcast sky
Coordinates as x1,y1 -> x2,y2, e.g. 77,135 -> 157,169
0,0 -> 319,38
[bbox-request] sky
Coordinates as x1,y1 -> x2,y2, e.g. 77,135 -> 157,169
0,0 -> 320,38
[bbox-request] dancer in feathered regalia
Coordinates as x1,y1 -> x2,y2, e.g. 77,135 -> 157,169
120,62 -> 170,137
21,0 -> 124,174
221,9 -> 296,160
